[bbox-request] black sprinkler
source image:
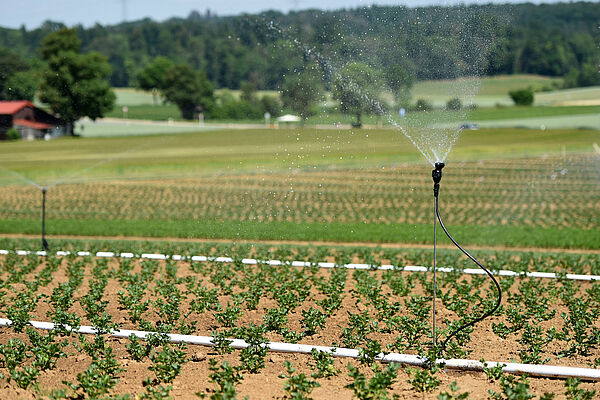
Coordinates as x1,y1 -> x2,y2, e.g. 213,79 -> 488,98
41,187 -> 49,252
431,162 -> 501,355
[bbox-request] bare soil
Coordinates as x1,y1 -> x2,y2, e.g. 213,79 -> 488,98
0,256 -> 598,399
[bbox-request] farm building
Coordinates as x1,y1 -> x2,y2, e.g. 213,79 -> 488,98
0,100 -> 65,140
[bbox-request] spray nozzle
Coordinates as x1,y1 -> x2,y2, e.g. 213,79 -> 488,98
432,162 -> 445,197
432,162 -> 444,184
42,187 -> 47,194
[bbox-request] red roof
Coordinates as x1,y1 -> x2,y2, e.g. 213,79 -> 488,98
13,119 -> 54,130
0,101 -> 34,115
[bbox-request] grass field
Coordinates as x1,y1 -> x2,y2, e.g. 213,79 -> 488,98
0,127 -> 598,248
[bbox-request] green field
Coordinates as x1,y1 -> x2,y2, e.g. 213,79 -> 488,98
0,127 -> 598,249
109,75 -> 600,131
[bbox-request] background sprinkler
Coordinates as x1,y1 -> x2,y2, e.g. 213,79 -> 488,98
431,162 -> 502,354
41,187 -> 49,252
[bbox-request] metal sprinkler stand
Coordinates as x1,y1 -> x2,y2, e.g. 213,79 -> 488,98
431,162 -> 444,347
431,161 -> 502,355
41,187 -> 48,252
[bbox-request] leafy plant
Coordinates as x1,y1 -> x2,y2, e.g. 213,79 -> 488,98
309,349 -> 338,378
346,362 -> 400,400
437,382 -> 469,400
406,366 -> 440,393
564,377 -> 596,400
279,361 -> 320,400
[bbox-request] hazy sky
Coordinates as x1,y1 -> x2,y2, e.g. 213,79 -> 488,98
1,0 -> 570,30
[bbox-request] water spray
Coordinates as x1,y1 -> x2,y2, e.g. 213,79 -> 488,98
431,162 -> 502,355
41,187 -> 49,252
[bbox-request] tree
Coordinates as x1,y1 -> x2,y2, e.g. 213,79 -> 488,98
38,28 -> 115,134
160,65 -> 214,120
384,65 -> 415,107
332,62 -> 384,127
136,56 -> 174,104
280,69 -> 324,122
0,47 -> 31,100
509,88 -> 534,106
240,81 -> 259,104
4,70 -> 39,101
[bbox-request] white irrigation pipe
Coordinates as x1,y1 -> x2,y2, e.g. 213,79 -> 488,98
0,318 -> 598,381
2,249 -> 599,282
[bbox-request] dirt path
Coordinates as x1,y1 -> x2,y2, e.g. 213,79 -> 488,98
1,233 -> 598,255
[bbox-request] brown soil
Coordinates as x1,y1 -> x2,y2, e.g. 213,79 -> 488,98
0,256 -> 598,399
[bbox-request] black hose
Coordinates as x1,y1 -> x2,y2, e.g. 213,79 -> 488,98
435,194 -> 502,354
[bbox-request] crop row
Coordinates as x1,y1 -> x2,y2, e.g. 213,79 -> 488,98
0,154 -> 598,230
0,251 -> 598,398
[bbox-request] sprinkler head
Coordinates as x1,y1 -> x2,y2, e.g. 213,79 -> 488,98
42,187 -> 47,194
432,162 -> 445,184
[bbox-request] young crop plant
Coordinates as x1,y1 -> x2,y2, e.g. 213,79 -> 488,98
345,362 -> 400,400
481,360 -> 506,381
357,339 -> 386,365
340,310 -> 376,348
263,307 -> 289,334
4,289 -> 42,332
214,303 -> 244,328
139,382 -> 174,400
26,327 -> 67,371
190,285 -> 220,314
436,382 -> 470,400
309,349 -> 338,378
237,324 -> 269,373
406,366 -> 441,393
67,336 -> 124,399
558,297 -> 600,357
149,343 -> 188,384
47,282 -> 80,335
517,325 -> 554,365
118,280 -> 151,324
300,307 -> 327,336
0,338 -> 39,389
279,361 -> 320,400
564,377 -> 596,400
198,359 -> 246,400
488,375 -> 534,400
210,330 -> 235,355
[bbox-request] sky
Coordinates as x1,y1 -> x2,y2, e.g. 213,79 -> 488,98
0,0 -> 570,30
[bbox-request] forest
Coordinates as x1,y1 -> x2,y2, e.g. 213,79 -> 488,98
0,1 -> 598,91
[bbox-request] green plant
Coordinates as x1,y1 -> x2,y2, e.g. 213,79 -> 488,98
238,324 -> 268,373
214,303 -> 243,328
27,327 -> 67,371
198,359 -> 245,400
309,349 -> 338,378
6,127 -> 20,140
508,89 -> 534,106
481,360 -> 505,381
446,97 -> 462,111
149,343 -> 187,384
279,361 -> 320,400
488,375 -> 534,400
345,362 -> 400,400
300,308 -> 327,336
406,366 -> 440,393
140,381 -> 173,399
211,331 -> 235,355
564,377 -> 596,400
437,382 -> 469,400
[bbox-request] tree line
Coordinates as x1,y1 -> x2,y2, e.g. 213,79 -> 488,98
0,2 -> 598,91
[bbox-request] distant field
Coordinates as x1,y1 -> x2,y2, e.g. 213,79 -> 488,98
113,88 -> 281,107
78,119 -> 217,137
0,127 -> 598,248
